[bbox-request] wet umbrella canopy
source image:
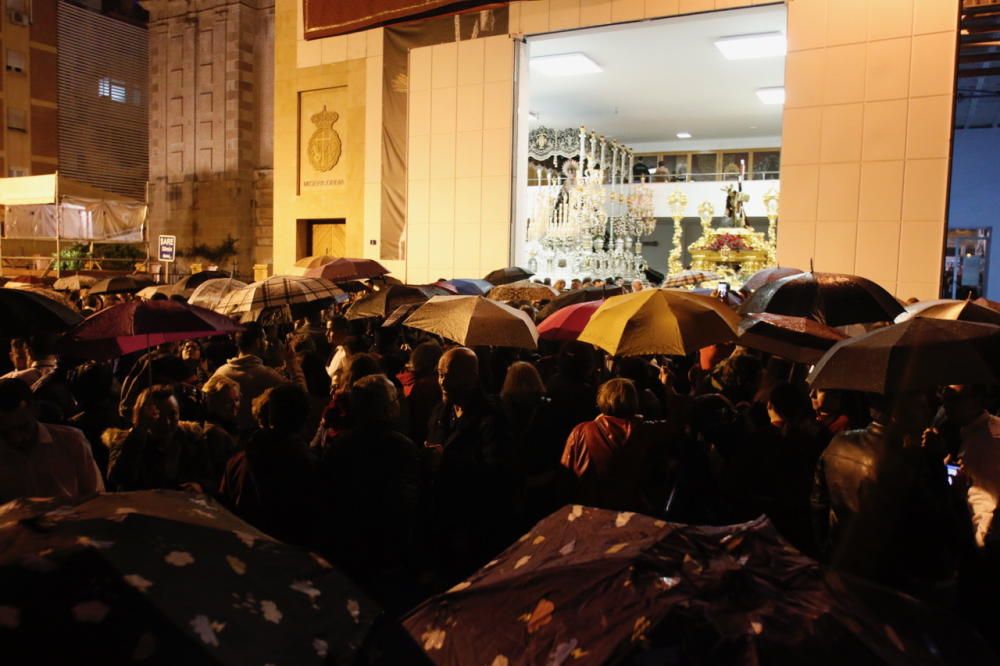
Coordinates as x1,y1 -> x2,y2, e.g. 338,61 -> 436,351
88,275 -> 156,295
405,506 -> 995,665
740,272 -> 903,326
537,285 -> 624,319
0,491 -> 423,665
483,266 -> 534,286
346,284 -> 449,320
738,313 -> 849,365
0,287 -> 83,336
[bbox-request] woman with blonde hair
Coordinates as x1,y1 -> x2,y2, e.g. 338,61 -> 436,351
560,378 -> 672,513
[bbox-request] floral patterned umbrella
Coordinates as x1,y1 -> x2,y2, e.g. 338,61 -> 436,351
405,506 -> 995,665
0,491 -> 424,665
660,270 -> 721,289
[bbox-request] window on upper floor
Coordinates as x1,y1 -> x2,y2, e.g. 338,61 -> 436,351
7,107 -> 26,132
98,77 -> 127,103
6,0 -> 31,25
5,49 -> 25,74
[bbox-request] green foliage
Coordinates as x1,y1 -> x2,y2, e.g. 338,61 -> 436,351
182,235 -> 238,265
53,243 -> 145,271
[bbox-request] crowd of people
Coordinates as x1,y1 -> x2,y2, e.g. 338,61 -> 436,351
0,277 -> 998,646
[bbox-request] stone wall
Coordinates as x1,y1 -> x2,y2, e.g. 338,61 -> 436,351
144,0 -> 274,278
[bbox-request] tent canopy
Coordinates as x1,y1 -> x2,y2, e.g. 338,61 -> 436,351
0,172 -> 147,242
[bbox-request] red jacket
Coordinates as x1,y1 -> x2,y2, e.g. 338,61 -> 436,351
561,414 -> 672,513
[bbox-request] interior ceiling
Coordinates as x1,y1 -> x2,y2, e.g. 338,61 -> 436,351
527,4 -> 787,146
956,2 -> 1000,129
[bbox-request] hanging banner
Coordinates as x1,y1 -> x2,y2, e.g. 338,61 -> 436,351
304,0 -> 508,40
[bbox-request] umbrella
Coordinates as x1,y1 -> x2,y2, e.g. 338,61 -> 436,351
6,285 -> 76,307
404,506 -> 994,665
537,285 -> 625,319
537,300 -> 603,342
88,275 -> 155,295
483,266 -> 534,286
293,254 -> 339,269
170,270 -> 231,298
740,266 -> 804,294
895,299 -> 1000,326
303,258 -> 390,282
807,318 -> 1000,393
434,279 -> 493,296
739,272 -> 903,326
187,278 -> 248,310
346,284 -> 449,320
215,276 -> 346,317
136,284 -> 176,300
578,289 -> 740,357
402,296 -> 538,349
382,302 -> 424,328
738,313 -> 849,365
60,300 -> 243,359
488,280 -> 558,303
0,491 -> 423,664
53,275 -> 97,292
974,297 -> 1000,312
0,287 -> 83,336
660,269 -> 721,289
5,274 -> 51,286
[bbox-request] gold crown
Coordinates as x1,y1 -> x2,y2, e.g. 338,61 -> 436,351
311,105 -> 339,128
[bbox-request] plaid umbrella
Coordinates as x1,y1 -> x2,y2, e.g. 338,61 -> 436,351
738,313 -> 849,365
88,275 -> 156,295
53,275 -> 97,292
537,300 -> 603,342
402,295 -> 538,349
170,271 -> 231,298
807,318 -> 1000,394
739,272 -> 903,326
487,280 -> 558,303
483,266 -> 534,286
215,276 -> 346,317
303,258 -> 389,282
187,278 -> 248,310
0,491 -> 425,665
660,270 -> 721,289
60,300 -> 243,359
346,285 -> 449,320
405,506 -> 995,665
0,287 -> 82,336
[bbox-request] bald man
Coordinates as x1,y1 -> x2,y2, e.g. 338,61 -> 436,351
426,346 -> 515,578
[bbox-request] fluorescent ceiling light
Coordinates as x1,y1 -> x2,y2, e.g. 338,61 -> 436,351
676,132 -> 692,139
756,86 -> 785,105
530,52 -> 602,76
714,32 -> 786,60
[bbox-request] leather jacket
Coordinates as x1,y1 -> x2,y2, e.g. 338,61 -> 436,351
811,421 -> 958,586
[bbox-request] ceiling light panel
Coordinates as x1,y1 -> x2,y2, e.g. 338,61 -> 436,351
714,32 -> 786,60
530,52 -> 603,76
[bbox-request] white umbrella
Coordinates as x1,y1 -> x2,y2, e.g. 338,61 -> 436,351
136,284 -> 175,300
187,277 -> 248,310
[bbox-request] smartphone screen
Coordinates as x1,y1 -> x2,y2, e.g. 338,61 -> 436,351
946,463 -> 960,486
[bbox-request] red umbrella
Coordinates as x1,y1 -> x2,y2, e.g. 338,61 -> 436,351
537,300 -> 603,342
60,300 -> 243,359
303,257 -> 389,281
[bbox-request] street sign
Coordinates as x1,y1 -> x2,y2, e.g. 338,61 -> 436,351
158,235 -> 176,262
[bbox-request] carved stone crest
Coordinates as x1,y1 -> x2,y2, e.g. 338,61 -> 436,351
307,105 -> 342,172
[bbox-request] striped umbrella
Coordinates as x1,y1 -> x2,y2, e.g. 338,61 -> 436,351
661,270 -> 721,289
215,276 -> 346,316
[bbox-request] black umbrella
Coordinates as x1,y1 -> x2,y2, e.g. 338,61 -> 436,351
346,284 -> 449,320
88,275 -> 156,295
483,266 -> 534,286
537,285 -> 625,319
739,272 -> 903,326
739,266 -> 804,294
404,506 -> 995,665
170,270 -> 230,298
0,287 -> 83,336
807,318 -> 1000,394
0,491 -> 425,664
738,313 -> 849,365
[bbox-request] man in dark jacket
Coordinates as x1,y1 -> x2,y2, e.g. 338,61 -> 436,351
811,392 -> 960,596
425,347 -> 514,580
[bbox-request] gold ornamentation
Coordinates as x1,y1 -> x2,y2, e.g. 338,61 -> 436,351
307,105 -> 342,172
